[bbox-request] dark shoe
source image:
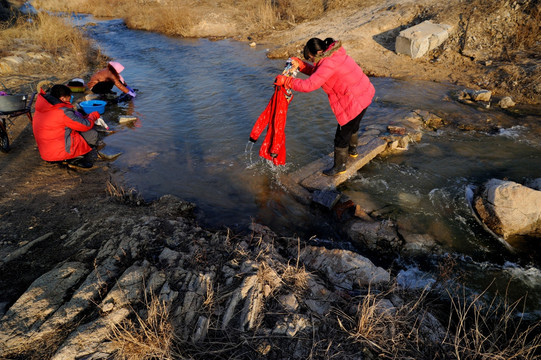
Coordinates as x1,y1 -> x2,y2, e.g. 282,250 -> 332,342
348,133 -> 358,157
323,147 -> 348,176
66,156 -> 93,170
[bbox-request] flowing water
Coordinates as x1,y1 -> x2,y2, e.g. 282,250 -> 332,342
72,15 -> 541,313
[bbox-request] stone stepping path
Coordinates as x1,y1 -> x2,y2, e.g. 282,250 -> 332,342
278,109 -> 443,206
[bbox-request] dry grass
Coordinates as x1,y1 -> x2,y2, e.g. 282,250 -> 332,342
282,239 -> 310,291
32,0 -> 118,17
243,0 -> 280,31
444,283 -> 541,360
32,0 -> 376,38
124,4 -> 194,37
336,281 -> 541,359
106,180 -> 142,205
336,284 -> 439,359
0,11 -> 106,79
282,261 -> 309,291
109,292 -> 179,360
513,0 -> 541,55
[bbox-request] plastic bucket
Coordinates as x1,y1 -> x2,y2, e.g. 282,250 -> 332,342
79,100 -> 107,115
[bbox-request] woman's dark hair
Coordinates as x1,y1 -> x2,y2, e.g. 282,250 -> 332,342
303,37 -> 335,61
50,84 -> 72,99
107,63 -> 119,77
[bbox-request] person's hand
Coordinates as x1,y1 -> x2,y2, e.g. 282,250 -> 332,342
290,57 -> 304,70
274,75 -> 293,89
249,137 -> 257,143
95,117 -> 109,130
87,111 -> 100,121
127,90 -> 136,98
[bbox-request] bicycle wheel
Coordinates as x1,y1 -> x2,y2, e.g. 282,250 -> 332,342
0,121 -> 10,153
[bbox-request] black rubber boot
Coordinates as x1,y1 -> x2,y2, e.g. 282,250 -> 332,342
323,147 -> 348,176
66,151 -> 94,169
349,133 -> 358,157
66,157 -> 93,169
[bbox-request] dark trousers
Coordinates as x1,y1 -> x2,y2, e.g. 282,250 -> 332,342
91,82 -> 114,94
81,128 -> 99,147
333,107 -> 367,148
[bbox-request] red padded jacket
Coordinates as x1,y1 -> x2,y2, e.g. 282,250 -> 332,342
291,41 -> 375,126
32,90 -> 98,162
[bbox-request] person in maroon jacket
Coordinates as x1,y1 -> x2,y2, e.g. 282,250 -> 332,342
87,61 -> 136,99
33,85 -> 101,169
275,37 -> 375,175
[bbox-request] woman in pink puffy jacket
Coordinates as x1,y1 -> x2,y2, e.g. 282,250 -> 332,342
275,37 -> 375,176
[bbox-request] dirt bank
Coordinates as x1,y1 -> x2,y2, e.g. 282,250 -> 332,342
0,0 -> 538,291
258,0 -> 540,106
1,1 -> 540,358
0,0 -> 539,312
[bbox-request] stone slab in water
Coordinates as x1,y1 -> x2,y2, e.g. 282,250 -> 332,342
118,115 -> 137,124
298,138 -> 388,191
395,20 -> 452,59
312,189 -> 341,209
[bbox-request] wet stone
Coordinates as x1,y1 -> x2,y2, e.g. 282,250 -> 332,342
312,190 -> 341,209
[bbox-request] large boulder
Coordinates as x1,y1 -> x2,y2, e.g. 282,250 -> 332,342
473,179 -> 541,239
395,20 -> 452,59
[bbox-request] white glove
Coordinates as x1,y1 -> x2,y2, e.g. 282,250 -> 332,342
95,117 -> 109,130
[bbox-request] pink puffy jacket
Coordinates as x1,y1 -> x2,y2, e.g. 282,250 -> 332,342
291,41 -> 375,126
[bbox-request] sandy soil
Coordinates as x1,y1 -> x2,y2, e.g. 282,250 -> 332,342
0,0 -> 539,305
257,0 -> 540,106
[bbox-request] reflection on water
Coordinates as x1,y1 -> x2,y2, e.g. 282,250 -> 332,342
76,15 -> 541,314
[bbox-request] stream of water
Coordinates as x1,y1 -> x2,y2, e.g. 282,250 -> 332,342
71,15 -> 541,314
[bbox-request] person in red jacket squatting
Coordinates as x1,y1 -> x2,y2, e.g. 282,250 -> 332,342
275,37 -> 375,176
33,84 -> 101,169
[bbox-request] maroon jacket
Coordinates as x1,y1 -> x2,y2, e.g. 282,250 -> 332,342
87,65 -> 130,94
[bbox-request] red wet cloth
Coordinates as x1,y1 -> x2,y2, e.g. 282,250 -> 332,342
250,85 -> 292,165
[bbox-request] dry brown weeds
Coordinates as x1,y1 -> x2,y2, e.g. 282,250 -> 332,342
32,0 -> 381,39
336,284 -> 441,359
109,292 -> 179,360
106,180 -> 142,205
0,10 -> 106,89
444,283 -> 541,360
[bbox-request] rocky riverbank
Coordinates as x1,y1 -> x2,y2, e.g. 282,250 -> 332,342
1,0 -> 540,359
